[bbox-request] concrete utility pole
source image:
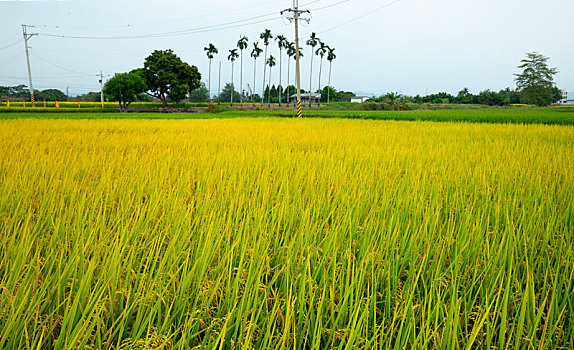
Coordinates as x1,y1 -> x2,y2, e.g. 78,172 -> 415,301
282,1 -> 310,117
218,61 -> 222,105
99,70 -> 105,108
22,25 -> 37,108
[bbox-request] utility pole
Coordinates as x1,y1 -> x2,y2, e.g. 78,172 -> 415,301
282,1 -> 310,117
218,61 -> 222,105
22,25 -> 37,108
99,70 -> 105,108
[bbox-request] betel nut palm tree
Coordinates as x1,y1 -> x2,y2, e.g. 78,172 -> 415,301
315,41 -> 328,107
259,29 -> 273,106
327,47 -> 336,104
275,34 -> 288,106
251,42 -> 263,106
204,43 -> 218,104
237,36 -> 248,105
266,55 -> 276,107
306,32 -> 320,107
228,49 -> 239,107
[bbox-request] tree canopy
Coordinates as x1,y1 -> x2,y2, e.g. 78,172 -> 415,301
515,52 -> 559,106
142,50 -> 201,107
103,71 -> 147,112
189,82 -> 209,103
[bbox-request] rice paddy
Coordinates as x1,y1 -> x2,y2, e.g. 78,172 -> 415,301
0,117 -> 573,349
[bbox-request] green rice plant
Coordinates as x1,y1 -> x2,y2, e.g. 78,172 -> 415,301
1,108 -> 574,126
0,118 -> 572,349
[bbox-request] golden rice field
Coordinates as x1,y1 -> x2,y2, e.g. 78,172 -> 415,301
0,118 -> 573,349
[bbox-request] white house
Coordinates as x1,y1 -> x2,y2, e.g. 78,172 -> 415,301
288,93 -> 321,104
351,97 -> 370,103
558,90 -> 574,105
559,90 -> 568,103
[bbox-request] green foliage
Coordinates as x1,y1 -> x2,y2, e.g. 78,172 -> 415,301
337,90 -> 357,102
476,89 -> 510,106
35,89 -> 67,101
0,118 -> 572,348
515,52 -> 559,106
0,84 -> 29,98
76,91 -> 104,102
4,108 -> 574,126
103,71 -> 147,112
142,49 -> 202,107
189,82 -> 209,103
218,83 -> 242,103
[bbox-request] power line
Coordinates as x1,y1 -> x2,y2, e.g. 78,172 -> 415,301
0,51 -> 24,66
0,35 -> 20,45
308,0 -> 352,12
0,39 -> 21,51
38,13 -> 282,40
30,53 -> 100,76
35,0 -> 341,41
319,0 -> 403,34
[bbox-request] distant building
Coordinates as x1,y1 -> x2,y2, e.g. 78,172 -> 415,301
558,90 -> 574,105
288,93 -> 321,104
350,97 -> 370,103
560,90 -> 568,103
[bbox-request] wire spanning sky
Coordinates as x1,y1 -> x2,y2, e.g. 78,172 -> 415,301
0,0 -> 572,97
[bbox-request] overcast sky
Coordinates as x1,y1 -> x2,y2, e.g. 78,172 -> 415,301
1,0 -> 572,97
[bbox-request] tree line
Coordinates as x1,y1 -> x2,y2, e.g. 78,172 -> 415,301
203,29 -> 337,108
2,51 -> 562,109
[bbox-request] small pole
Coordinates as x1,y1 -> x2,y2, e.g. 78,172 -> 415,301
99,70 -> 105,108
218,61 -> 222,105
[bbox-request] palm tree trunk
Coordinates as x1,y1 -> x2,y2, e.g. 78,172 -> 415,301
318,57 -> 323,107
268,66 -> 272,107
261,46 -> 267,107
327,61 -> 332,104
240,50 -> 243,106
287,57 -> 290,108
208,59 -> 212,104
309,50 -> 314,107
253,58 -> 256,107
230,61 -> 234,107
278,49 -> 282,106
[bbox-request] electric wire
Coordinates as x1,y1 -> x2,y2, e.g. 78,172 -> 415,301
308,0 -> 351,12
35,0 -> 345,41
0,39 -> 22,51
38,14 -> 281,40
30,53 -> 100,76
0,51 -> 24,66
319,0 -> 403,34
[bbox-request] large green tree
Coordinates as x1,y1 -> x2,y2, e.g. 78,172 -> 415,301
103,71 -> 147,112
142,49 -> 201,107
515,52 -> 558,106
